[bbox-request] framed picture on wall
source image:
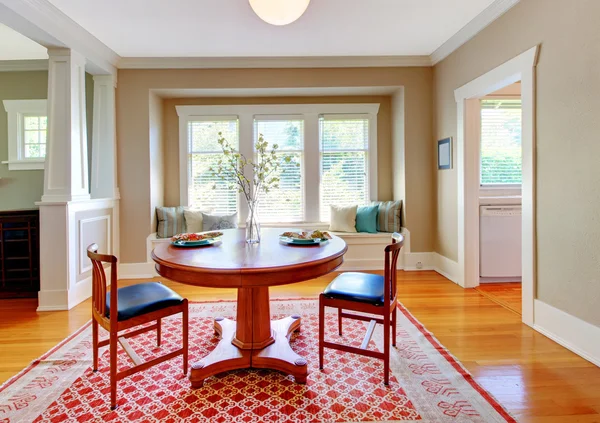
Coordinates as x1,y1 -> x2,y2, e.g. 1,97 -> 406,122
438,137 -> 452,170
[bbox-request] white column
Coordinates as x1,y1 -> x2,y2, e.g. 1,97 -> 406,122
37,48 -> 92,311
91,74 -> 119,199
42,48 -> 90,202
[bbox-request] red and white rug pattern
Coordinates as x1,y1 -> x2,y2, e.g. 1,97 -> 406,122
0,300 -> 516,422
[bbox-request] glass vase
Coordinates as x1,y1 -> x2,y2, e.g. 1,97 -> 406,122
245,201 -> 261,244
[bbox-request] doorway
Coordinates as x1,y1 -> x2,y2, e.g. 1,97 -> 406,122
476,83 -> 523,315
453,46 -> 538,326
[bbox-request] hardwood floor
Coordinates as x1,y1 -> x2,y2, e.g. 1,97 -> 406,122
1,271 -> 599,422
475,282 -> 522,315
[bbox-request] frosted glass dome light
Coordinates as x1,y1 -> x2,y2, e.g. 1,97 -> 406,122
249,0 -> 311,26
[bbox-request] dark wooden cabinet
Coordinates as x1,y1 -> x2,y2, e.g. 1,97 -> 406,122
0,209 -> 40,298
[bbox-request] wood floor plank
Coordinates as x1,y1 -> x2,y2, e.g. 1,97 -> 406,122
0,271 -> 599,423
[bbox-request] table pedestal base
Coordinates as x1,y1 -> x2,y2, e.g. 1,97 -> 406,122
190,316 -> 307,388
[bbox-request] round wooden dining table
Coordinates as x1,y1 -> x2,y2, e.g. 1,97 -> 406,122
151,228 -> 347,387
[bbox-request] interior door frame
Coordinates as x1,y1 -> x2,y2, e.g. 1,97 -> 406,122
453,45 -> 539,326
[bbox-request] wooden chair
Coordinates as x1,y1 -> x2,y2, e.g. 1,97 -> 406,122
87,244 -> 188,410
319,233 -> 404,385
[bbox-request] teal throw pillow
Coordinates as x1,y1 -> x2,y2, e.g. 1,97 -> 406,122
355,205 -> 378,233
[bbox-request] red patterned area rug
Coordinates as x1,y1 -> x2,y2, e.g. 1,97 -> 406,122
0,300 -> 516,423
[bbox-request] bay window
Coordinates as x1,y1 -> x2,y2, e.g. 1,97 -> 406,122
177,104 -> 379,224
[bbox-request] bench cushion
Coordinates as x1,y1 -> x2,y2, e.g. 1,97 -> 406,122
106,282 -> 183,321
323,272 -> 385,306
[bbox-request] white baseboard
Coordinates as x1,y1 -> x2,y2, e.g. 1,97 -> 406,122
432,253 -> 460,284
403,252 -> 435,271
534,300 -> 600,368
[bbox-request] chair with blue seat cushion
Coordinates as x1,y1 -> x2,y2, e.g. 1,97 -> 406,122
87,244 -> 188,410
319,233 -> 404,385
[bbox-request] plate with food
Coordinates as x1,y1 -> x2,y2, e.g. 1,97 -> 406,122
171,231 -> 223,247
279,230 -> 332,245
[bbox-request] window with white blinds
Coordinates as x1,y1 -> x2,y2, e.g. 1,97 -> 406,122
178,104 -> 378,225
319,116 -> 370,222
480,99 -> 522,185
254,118 -> 304,222
187,118 -> 239,214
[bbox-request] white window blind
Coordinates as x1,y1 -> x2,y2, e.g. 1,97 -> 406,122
480,99 -> 522,185
254,118 -> 304,222
319,116 -> 369,222
23,115 -> 47,158
187,118 -> 239,214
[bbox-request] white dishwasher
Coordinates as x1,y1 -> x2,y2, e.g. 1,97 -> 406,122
479,205 -> 522,283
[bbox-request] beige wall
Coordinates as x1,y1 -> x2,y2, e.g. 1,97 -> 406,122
0,71 -> 47,211
117,67 -> 433,263
433,0 -> 600,325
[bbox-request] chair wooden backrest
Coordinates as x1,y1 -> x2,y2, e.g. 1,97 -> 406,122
87,244 -> 118,328
384,233 -> 404,307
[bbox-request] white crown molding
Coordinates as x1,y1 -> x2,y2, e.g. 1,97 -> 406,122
0,59 -> 48,71
0,0 -> 118,75
118,55 -> 433,70
430,0 -> 521,65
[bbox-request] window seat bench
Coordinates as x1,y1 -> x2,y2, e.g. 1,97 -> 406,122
146,228 -> 409,272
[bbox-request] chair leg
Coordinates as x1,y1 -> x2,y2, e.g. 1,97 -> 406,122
182,301 -> 189,375
157,318 -> 162,347
383,312 -> 390,386
392,307 -> 397,347
337,308 -> 343,336
109,331 -> 118,410
319,295 -> 325,370
92,319 -> 99,372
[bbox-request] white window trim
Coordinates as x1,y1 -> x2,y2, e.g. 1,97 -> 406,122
2,99 -> 47,170
176,103 -> 379,224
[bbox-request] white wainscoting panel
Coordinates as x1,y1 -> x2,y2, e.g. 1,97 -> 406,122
78,215 -> 111,275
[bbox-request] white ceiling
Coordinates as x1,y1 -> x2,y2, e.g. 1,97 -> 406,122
0,24 -> 48,60
45,0 -> 496,58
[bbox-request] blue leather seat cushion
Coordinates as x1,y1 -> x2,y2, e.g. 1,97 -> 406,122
105,282 -> 183,321
323,272 -> 386,306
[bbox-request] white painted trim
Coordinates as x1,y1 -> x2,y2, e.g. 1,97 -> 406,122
432,253 -> 460,284
118,55 -> 432,69
454,45 -> 538,327
430,0 -> 521,65
0,0 -> 117,75
0,59 -> 48,72
176,103 -> 380,222
534,300 -> 600,368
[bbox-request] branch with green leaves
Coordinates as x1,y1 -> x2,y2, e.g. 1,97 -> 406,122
208,132 -> 300,206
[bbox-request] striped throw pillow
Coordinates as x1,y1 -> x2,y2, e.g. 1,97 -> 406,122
156,207 -> 187,238
374,201 -> 402,233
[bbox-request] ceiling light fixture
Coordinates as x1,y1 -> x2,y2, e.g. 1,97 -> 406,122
249,0 -> 311,26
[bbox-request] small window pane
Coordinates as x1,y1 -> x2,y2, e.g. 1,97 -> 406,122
39,131 -> 47,145
25,144 -> 42,158
321,119 -> 369,150
190,120 -> 238,152
40,116 -> 47,130
24,131 -> 39,144
40,144 -> 46,157
24,116 -> 40,130
257,120 -> 303,150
